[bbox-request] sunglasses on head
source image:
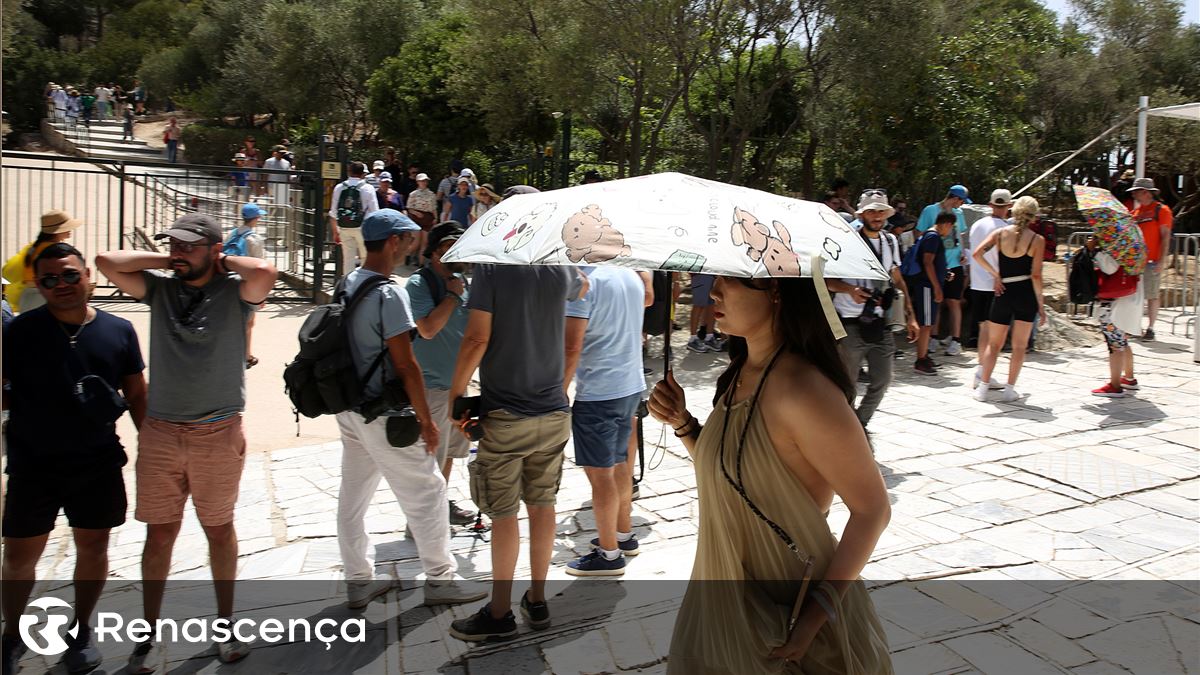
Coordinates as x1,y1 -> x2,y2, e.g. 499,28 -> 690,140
168,239 -> 213,253
38,270 -> 83,289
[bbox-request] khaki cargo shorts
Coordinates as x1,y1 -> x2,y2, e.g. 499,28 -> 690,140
135,415 -> 246,527
1142,263 -> 1162,300
469,409 -> 570,519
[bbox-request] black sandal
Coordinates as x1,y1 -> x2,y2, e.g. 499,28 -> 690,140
246,356 -> 259,369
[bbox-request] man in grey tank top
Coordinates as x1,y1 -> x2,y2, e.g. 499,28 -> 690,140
97,214 -> 277,670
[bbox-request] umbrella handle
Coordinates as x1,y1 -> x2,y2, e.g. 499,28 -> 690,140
664,272 -> 674,375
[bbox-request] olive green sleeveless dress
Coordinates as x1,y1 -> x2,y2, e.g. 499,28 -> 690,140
667,397 -> 893,674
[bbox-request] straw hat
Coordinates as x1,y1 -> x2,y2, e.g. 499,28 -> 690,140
41,209 -> 83,234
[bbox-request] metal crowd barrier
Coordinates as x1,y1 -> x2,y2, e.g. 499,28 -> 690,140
1167,233 -> 1200,337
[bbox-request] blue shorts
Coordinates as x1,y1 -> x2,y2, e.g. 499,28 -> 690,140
912,284 -> 941,327
690,274 -> 715,307
572,393 -> 641,468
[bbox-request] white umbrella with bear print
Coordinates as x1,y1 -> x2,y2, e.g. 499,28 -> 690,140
443,172 -> 889,344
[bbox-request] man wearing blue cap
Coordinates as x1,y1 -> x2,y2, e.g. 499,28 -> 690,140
225,203 -> 268,367
917,184 -> 970,357
334,208 -> 488,609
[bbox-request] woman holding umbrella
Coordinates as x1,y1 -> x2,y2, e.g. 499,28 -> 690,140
1072,185 -> 1147,398
648,276 -> 892,674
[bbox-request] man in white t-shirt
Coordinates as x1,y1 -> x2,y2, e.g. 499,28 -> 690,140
93,84 -> 112,120
826,191 -> 919,427
968,189 -> 1012,388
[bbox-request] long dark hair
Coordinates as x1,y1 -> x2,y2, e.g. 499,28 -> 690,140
714,277 -> 854,406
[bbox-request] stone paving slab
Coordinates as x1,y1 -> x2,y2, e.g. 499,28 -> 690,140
9,312 -> 1200,673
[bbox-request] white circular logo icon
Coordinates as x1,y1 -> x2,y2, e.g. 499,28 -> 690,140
18,597 -> 78,656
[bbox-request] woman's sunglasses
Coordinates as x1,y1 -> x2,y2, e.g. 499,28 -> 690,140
38,270 -> 83,289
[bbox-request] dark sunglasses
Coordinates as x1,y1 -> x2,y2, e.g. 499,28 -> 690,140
168,239 -> 213,253
38,270 -> 83,289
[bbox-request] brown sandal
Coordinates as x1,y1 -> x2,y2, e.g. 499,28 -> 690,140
246,356 -> 259,369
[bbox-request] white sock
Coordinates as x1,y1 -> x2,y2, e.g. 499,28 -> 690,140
601,548 -> 621,561
616,531 -> 633,542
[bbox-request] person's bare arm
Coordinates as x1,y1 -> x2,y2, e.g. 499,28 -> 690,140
778,373 -> 890,586
385,331 -> 438,452
448,309 -> 492,416
1031,237 -> 1047,325
564,316 -> 588,391
220,254 -> 277,304
638,271 -> 654,308
95,250 -> 171,300
922,251 -> 942,302
121,372 -> 147,429
647,370 -> 699,455
824,279 -> 871,304
890,267 -> 918,342
413,276 -> 465,339
768,365 -> 890,660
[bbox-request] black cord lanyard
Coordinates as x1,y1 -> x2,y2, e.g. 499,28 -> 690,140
717,347 -> 812,566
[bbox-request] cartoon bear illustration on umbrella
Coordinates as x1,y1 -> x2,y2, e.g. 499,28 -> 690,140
731,206 -> 800,276
562,204 -> 631,263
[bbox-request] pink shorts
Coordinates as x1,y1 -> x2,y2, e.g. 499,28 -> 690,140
135,415 -> 246,527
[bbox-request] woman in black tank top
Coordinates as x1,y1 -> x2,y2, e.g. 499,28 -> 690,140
969,196 -> 1046,403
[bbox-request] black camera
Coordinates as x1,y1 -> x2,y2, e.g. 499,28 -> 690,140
453,395 -> 484,442
858,288 -> 896,343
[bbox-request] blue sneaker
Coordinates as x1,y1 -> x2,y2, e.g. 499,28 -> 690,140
591,536 -> 639,557
567,549 -> 626,577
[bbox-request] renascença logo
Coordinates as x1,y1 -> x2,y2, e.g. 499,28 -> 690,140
19,595 -> 366,653
19,597 -> 78,656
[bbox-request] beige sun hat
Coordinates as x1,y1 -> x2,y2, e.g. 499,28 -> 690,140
40,209 -> 84,234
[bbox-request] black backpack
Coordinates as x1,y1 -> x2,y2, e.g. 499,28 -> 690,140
284,275 -> 393,418
1069,246 -> 1099,305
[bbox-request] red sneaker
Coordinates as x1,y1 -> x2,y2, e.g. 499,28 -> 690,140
1091,383 -> 1126,398
1120,377 -> 1139,390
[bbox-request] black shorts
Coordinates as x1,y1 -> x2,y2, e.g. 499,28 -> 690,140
911,284 -> 941,327
989,281 -> 1039,325
969,289 -> 995,324
2,468 -> 127,538
944,267 -> 966,300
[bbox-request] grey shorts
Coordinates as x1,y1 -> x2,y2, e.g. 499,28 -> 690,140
425,387 -> 471,464
1142,263 -> 1162,299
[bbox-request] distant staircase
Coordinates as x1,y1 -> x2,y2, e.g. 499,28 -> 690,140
46,117 -> 163,161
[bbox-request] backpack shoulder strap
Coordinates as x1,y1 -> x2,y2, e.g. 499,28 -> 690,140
343,274 -> 392,311
415,266 -> 445,305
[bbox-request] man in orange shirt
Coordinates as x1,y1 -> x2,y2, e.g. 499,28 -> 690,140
1128,177 -> 1173,340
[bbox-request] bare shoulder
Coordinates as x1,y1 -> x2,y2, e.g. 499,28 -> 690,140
760,353 -> 851,422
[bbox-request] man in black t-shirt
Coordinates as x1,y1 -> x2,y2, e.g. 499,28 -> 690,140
2,243 -> 146,674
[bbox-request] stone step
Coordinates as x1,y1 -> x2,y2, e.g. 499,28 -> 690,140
82,148 -> 171,162
71,139 -> 163,157
50,123 -> 149,145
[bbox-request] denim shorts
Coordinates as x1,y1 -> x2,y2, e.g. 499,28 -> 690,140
572,393 -> 642,468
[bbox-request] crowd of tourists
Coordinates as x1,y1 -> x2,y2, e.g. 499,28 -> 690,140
0,163 -> 1174,672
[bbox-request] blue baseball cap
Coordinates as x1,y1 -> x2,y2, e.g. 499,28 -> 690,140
241,202 -> 267,220
362,208 -> 420,242
948,184 -> 971,203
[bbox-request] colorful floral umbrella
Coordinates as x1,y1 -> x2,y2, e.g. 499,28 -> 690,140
1073,185 -> 1147,274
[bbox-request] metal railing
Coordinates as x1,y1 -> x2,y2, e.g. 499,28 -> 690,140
1166,233 -> 1200,337
1,151 -> 328,302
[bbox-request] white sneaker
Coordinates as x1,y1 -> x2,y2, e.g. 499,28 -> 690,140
973,367 -> 1005,390
216,636 -> 251,664
128,640 -> 165,674
423,578 -> 490,606
945,339 -> 962,356
347,575 -> 395,609
997,385 -> 1021,403
973,381 -> 990,402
